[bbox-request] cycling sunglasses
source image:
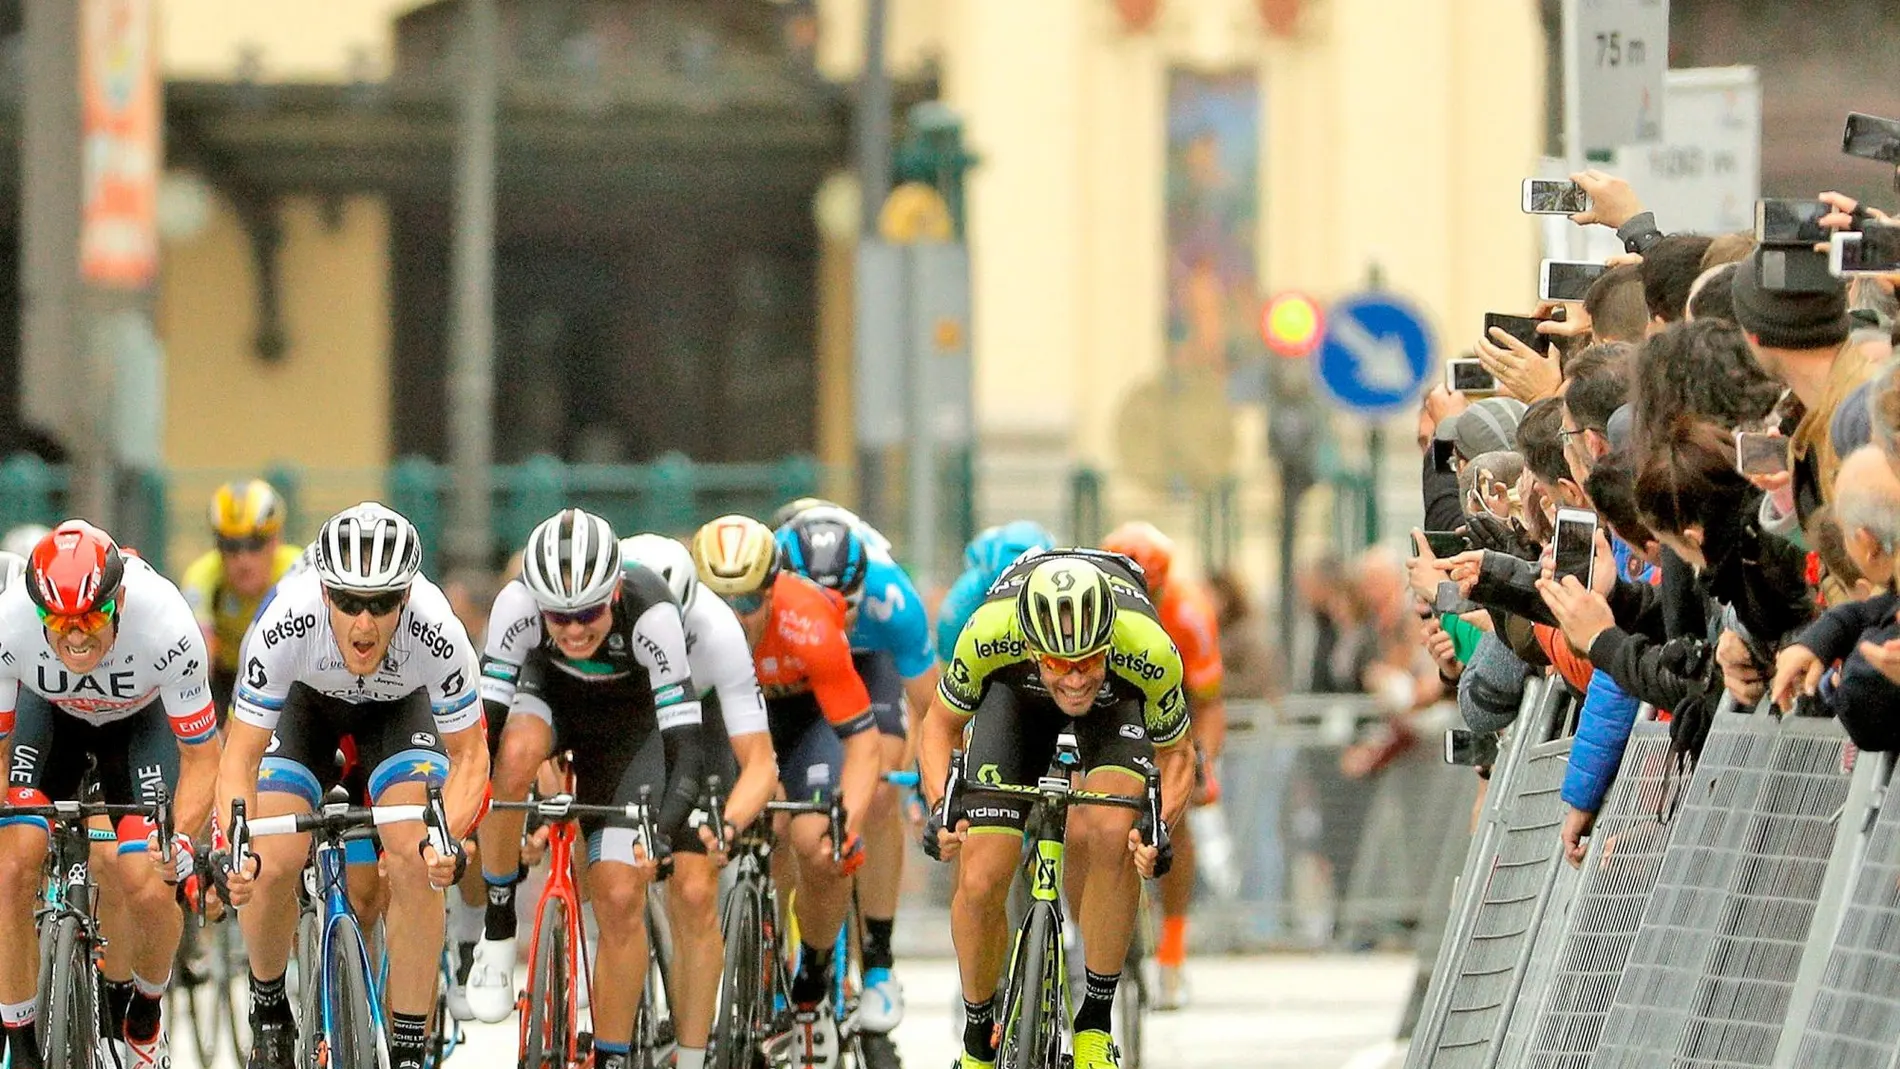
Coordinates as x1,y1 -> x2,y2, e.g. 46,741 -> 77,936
543,603 -> 609,628
36,599 -> 118,636
325,587 -> 405,618
1036,650 -> 1107,676
722,590 -> 767,615
216,534 -> 272,554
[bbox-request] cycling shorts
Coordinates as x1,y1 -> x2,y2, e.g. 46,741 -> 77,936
0,692 -> 180,854
853,651 -> 907,739
769,692 -> 843,805
257,684 -> 451,811
958,685 -> 1154,834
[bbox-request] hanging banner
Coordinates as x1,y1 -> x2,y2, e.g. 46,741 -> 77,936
80,0 -> 160,288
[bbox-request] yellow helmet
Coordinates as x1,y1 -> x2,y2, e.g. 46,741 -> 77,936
691,515 -> 780,596
209,479 -> 286,541
1017,556 -> 1118,658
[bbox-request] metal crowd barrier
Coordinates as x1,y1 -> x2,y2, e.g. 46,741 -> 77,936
1407,684 -> 1900,1068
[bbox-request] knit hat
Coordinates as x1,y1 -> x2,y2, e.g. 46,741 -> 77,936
1731,250 -> 1850,350
1446,397 -> 1528,460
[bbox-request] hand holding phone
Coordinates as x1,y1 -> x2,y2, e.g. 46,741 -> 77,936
1755,199 -> 1830,246
1830,226 -> 1900,277
1552,507 -> 1599,587
1484,313 -> 1547,353
1447,358 -> 1497,395
1734,430 -> 1790,477
1522,178 -> 1590,215
1539,260 -> 1609,302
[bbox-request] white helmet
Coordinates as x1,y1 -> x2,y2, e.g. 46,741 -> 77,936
620,533 -> 699,612
522,509 -> 622,612
315,502 -> 422,593
3,525 -> 50,560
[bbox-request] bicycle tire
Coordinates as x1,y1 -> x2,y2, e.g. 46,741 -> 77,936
295,910 -> 324,1069
711,885 -> 763,1069
998,904 -> 1061,1069
224,921 -> 254,1069
523,898 -> 570,1069
42,915 -> 99,1069
170,920 -> 227,1067
426,947 -> 460,1069
327,922 -> 382,1069
1116,894 -> 1151,1069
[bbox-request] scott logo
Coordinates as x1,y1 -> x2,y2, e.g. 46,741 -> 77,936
409,618 -> 455,659
973,637 -> 1025,660
1109,648 -> 1166,683
261,613 -> 318,648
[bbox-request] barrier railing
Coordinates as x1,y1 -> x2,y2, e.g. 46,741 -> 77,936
1408,686 -> 1900,1068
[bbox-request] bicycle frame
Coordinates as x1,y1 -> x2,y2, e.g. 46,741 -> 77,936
517,804 -> 591,1069
309,834 -> 392,1069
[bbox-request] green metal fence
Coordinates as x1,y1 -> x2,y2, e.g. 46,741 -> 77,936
0,452 -> 826,576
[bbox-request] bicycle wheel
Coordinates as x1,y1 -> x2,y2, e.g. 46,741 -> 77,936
295,910 -> 324,1069
1116,929 -> 1145,1069
327,922 -> 383,1069
426,947 -> 462,1069
997,905 -> 1062,1069
42,916 -> 99,1069
224,921 -> 255,1068
523,898 -> 570,1069
711,885 -> 763,1069
170,919 -> 229,1067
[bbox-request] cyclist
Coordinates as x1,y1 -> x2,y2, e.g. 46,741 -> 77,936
774,507 -> 936,1043
919,551 -> 1195,1069
1099,522 -> 1225,1010
936,521 -> 1057,664
0,521 -> 220,1069
463,510 -> 706,1069
179,479 -> 304,719
692,514 -> 881,1069
220,503 -> 488,1069
620,532 -> 779,1069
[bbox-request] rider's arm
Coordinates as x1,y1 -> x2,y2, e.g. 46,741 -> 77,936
630,600 -> 706,839
917,693 -> 968,813
217,719 -> 274,835
155,608 -> 220,834
227,605 -> 296,828
477,580 -> 541,725
919,608 -> 998,809
689,596 -> 778,830
725,731 -> 777,831
438,719 -> 491,840
805,603 -> 877,836
417,589 -> 492,836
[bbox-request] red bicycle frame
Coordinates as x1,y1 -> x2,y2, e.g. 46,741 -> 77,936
517,766 -> 594,1069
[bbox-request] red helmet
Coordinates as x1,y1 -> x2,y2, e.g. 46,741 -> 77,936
27,520 -> 125,616
1101,521 -> 1176,594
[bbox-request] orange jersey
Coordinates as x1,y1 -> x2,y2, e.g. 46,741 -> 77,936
753,572 -> 873,729
1157,581 -> 1224,699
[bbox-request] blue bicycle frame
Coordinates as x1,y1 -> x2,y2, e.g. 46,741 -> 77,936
310,833 -> 390,1067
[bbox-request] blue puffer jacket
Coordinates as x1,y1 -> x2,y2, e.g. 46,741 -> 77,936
1560,535 -> 1656,813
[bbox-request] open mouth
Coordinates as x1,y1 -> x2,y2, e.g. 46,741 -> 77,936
352,639 -> 376,657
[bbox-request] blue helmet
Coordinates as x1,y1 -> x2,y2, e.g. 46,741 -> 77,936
775,515 -> 869,600
964,520 -> 1056,575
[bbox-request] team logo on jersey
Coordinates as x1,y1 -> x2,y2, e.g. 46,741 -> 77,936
1119,723 -> 1144,739
440,670 -> 464,697
408,617 -> 456,660
36,666 -> 138,700
973,636 -> 1026,660
260,613 -> 318,648
637,633 -> 669,673
1109,648 -> 1167,683
150,636 -> 192,674
246,658 -> 268,689
411,732 -> 438,747
501,615 -> 537,648
862,583 -> 905,623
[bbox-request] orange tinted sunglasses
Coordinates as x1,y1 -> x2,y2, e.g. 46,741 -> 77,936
1036,650 -> 1106,676
36,598 -> 118,636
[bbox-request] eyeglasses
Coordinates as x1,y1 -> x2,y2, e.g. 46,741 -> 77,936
723,590 -> 767,615
216,534 -> 272,555
1036,651 -> 1107,676
36,599 -> 118,636
325,587 -> 405,618
543,603 -> 609,628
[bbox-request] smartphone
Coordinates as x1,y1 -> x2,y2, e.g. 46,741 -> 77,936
1422,531 -> 1471,557
1430,438 -> 1458,475
1444,729 -> 1501,768
1830,227 -> 1900,277
1484,312 -> 1547,353
1759,247 -> 1837,293
1539,260 -> 1609,302
1521,178 -> 1589,215
1434,580 -> 1480,616
1553,507 -> 1599,586
1755,199 -> 1830,246
1447,358 -> 1497,395
1843,113 -> 1900,163
1733,430 -> 1790,476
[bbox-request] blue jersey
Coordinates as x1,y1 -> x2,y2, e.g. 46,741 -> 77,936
936,567 -> 1000,667
852,555 -> 934,678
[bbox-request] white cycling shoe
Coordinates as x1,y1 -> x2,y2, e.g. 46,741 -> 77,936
791,1004 -> 839,1069
857,968 -> 905,1034
465,937 -> 519,1024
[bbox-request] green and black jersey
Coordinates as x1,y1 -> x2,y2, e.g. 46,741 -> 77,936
937,550 -> 1190,747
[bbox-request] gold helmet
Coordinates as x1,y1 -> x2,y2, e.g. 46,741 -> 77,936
691,515 -> 780,596
209,480 -> 286,542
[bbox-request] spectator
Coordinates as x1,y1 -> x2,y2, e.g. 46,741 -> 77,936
1640,234 -> 1717,332
1583,263 -> 1650,344
1699,231 -> 1755,271
1208,569 -> 1277,701
1685,262 -> 1741,324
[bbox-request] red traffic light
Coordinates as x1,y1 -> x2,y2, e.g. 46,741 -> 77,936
1260,292 -> 1325,358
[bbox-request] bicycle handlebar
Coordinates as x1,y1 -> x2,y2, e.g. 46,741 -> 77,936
6,785 -> 175,861
490,796 -> 658,823
938,748 -> 1165,849
765,795 -> 850,864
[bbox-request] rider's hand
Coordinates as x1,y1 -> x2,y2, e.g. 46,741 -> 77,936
421,842 -> 463,890
522,823 -> 551,867
927,813 -> 970,861
146,832 -> 195,884
1128,826 -> 1165,880
697,820 -> 736,868
224,851 -> 261,907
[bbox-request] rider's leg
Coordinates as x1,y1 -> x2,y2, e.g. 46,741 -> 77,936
857,732 -> 908,981
665,852 -> 722,1069
586,854 -> 654,1068
478,714 -> 553,940
787,810 -> 850,1004
950,834 -> 1020,1058
1064,763 -> 1145,1038
0,821 -> 50,1063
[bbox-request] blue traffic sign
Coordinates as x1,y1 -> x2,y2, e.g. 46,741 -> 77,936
1315,293 -> 1434,416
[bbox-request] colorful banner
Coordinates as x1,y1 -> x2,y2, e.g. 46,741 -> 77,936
80,0 -> 160,288
1165,71 -> 1261,393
